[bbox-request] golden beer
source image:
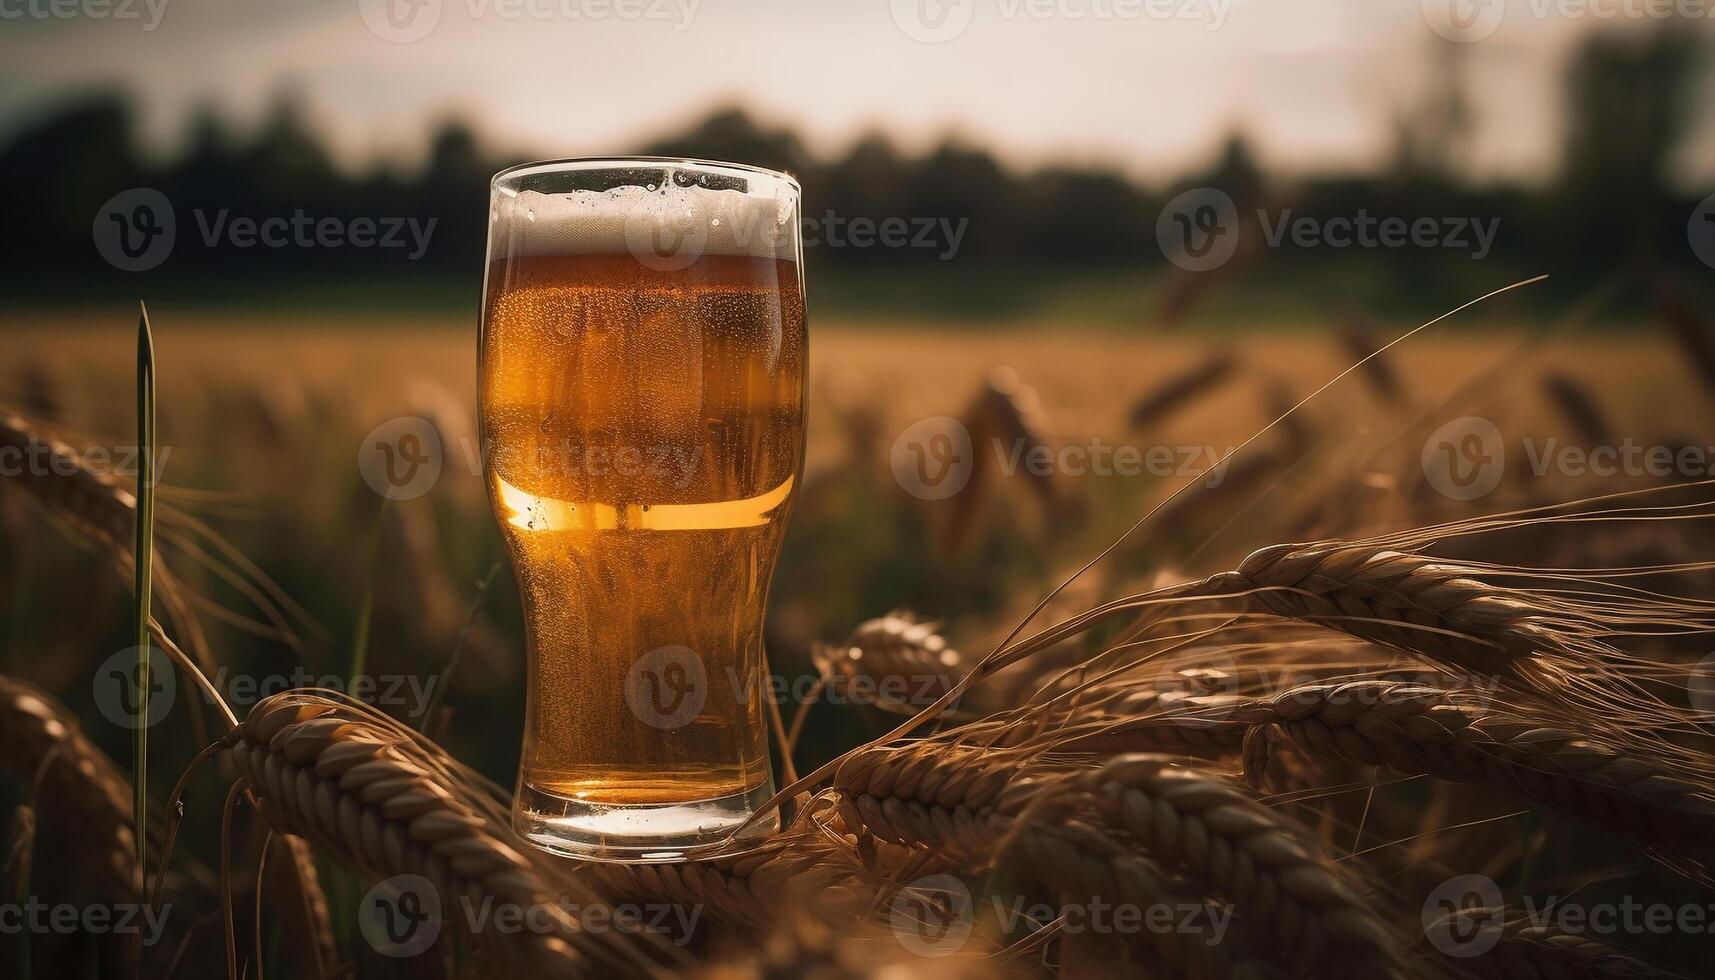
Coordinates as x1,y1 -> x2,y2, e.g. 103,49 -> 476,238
480,160 -> 803,860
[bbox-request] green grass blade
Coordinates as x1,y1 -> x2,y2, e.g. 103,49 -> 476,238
133,302 -> 156,913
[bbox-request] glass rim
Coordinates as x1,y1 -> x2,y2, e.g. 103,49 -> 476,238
491,156 -> 800,194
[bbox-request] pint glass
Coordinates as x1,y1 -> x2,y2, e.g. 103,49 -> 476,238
479,158 -> 803,861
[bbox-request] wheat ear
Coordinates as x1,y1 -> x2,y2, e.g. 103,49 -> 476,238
1206,543 -> 1576,693
1047,754 -> 1423,980
222,691 -> 654,975
0,411 -> 217,667
834,740 -> 1401,977
261,833 -> 336,978
1422,907 -> 1690,979
1234,680 -> 1715,858
814,613 -> 968,717
0,675 -> 139,898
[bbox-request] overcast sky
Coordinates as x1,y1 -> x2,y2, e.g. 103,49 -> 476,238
2,0 -> 1710,183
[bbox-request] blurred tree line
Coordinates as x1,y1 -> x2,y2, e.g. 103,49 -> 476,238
0,27 -> 1707,318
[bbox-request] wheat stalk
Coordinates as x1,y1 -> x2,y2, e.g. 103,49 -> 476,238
0,412 -> 137,550
1126,349 -> 1238,428
1017,673 -> 1715,867
834,743 -> 1254,975
1231,680 -> 1715,859
220,690 -> 657,975
1005,816 -> 1278,978
1207,542 -> 1580,693
1421,907 -> 1689,979
1049,754 -> 1421,980
0,675 -> 139,898
814,613 -> 969,718
832,737 -> 1415,978
0,410 -> 220,669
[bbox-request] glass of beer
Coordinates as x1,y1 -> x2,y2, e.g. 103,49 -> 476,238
479,158 -> 804,862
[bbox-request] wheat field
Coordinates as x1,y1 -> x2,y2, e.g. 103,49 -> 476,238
1,305 -> 1713,978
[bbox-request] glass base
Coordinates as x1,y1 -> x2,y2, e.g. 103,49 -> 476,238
516,779 -> 779,863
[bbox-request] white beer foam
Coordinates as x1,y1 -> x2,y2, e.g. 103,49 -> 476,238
493,184 -> 795,260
